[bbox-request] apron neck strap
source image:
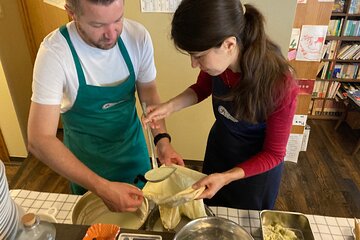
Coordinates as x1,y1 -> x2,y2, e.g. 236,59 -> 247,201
59,25 -> 86,86
117,37 -> 135,78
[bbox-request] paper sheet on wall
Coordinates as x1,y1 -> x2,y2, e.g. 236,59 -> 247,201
288,49 -> 297,61
141,0 -> 182,13
43,0 -> 65,9
289,28 -> 300,49
296,25 -> 328,61
293,114 -> 307,127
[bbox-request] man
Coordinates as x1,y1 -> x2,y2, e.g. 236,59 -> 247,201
27,0 -> 183,212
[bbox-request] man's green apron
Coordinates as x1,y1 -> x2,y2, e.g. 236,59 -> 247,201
59,26 -> 150,194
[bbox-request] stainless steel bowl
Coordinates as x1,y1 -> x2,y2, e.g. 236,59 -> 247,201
260,210 -> 315,240
173,216 -> 254,240
72,191 -> 149,230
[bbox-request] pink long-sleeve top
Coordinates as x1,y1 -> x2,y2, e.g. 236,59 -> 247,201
189,69 -> 299,178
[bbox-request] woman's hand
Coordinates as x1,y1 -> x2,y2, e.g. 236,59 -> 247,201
192,167 -> 245,199
142,102 -> 174,129
192,173 -> 228,199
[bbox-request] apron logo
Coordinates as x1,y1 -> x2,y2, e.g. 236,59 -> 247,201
102,100 -> 126,110
218,105 -> 238,122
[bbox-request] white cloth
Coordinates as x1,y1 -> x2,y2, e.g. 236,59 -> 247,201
32,19 -> 156,113
143,165 -> 208,229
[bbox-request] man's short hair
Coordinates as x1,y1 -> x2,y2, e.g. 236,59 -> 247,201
65,0 -> 118,15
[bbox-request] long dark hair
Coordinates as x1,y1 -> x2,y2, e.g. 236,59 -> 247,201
171,0 -> 295,123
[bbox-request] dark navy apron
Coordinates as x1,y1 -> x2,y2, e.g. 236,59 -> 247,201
59,26 -> 150,194
202,75 -> 283,210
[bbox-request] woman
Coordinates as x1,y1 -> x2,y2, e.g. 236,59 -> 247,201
144,0 -> 299,210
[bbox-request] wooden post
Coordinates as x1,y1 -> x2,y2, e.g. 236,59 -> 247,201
0,128 -> 10,162
290,0 -> 334,134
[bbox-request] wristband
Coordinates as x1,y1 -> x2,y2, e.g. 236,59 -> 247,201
154,133 -> 171,146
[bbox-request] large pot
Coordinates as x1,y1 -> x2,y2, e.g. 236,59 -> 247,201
173,216 -> 254,240
72,192 -> 149,230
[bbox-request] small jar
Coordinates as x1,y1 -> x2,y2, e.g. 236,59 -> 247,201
16,213 -> 56,240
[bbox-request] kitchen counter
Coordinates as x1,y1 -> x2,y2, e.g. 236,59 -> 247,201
10,189 -> 355,240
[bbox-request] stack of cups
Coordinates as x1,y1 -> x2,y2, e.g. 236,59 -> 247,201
0,160 -> 23,240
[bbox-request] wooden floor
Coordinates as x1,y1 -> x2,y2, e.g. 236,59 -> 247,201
4,120 -> 360,218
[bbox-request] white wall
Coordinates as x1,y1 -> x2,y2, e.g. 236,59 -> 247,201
243,0 -> 297,57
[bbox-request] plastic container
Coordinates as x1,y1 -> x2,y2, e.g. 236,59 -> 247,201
16,213 -> 56,240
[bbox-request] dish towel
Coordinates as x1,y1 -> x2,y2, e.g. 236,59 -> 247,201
142,165 -> 207,229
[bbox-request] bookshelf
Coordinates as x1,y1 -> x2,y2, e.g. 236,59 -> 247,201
310,0 -> 360,119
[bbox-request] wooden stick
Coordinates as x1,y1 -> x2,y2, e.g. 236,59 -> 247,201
355,218 -> 360,240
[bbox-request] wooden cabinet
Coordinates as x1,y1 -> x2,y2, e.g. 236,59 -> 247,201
309,0 -> 360,119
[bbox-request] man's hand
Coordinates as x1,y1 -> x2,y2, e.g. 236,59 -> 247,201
97,182 -> 144,212
156,140 -> 184,166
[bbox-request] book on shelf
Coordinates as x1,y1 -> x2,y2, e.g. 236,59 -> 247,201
327,18 -> 344,36
313,80 -> 329,98
342,82 -> 360,91
348,0 -> 360,14
348,89 -> 360,101
322,100 -> 345,116
328,40 -> 339,59
333,0 -> 346,13
343,20 -> 360,36
332,64 -> 359,79
336,44 -> 352,58
357,67 -> 360,79
337,43 -> 360,60
327,81 -> 341,98
327,61 -> 336,79
321,42 -> 331,59
346,89 -> 360,107
336,88 -> 347,99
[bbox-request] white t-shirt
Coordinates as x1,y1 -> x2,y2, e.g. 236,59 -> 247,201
32,19 -> 156,113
